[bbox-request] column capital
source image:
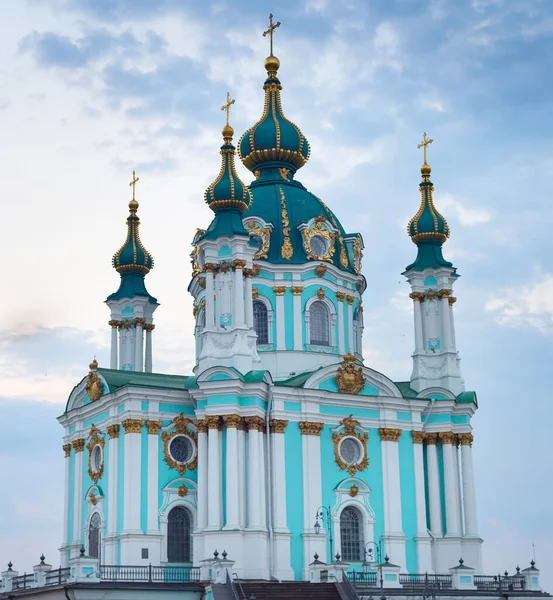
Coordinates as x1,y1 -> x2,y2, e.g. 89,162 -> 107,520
439,431 -> 455,445
106,424 -> 120,439
336,291 -> 346,302
437,289 -> 452,300
63,443 -> 72,457
72,438 -> 85,453
270,419 -> 289,434
231,259 -> 247,270
346,294 -> 355,305
425,432 -> 439,445
195,418 -> 208,433
299,421 -> 324,436
379,427 -> 402,442
244,415 -> 266,432
108,319 -> 122,328
134,317 -> 146,327
409,292 -> 425,302
205,415 -> 222,430
143,323 -> 155,332
448,296 -> 457,306
223,414 -> 245,429
273,286 -> 287,296
243,268 -> 254,278
457,432 -> 474,446
252,287 -> 259,298
204,262 -> 219,274
121,419 -> 144,434
146,420 -> 162,435
290,286 -> 304,296
411,430 -> 426,444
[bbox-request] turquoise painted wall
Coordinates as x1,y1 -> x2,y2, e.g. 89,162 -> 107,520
83,411 -> 110,429
398,433 -> 418,573
284,401 -> 301,412
318,378 -> 380,396
284,422 -> 304,579
319,405 -> 380,419
160,402 -> 195,415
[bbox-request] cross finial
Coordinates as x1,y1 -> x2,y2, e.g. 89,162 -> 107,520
263,13 -> 281,57
417,132 -> 433,165
129,170 -> 139,201
221,92 -> 235,127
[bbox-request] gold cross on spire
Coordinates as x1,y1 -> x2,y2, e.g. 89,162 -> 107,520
417,132 -> 433,165
263,13 -> 281,56
129,170 -> 139,201
221,92 -> 235,127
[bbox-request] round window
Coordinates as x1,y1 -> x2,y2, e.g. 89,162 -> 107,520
339,437 -> 362,465
169,435 -> 194,464
310,234 -> 328,257
92,445 -> 102,472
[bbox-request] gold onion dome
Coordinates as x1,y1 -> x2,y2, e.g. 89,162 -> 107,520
112,198 -> 154,274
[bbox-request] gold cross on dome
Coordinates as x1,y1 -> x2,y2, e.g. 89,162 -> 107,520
221,92 -> 235,126
263,13 -> 281,56
129,170 -> 139,201
417,132 -> 433,165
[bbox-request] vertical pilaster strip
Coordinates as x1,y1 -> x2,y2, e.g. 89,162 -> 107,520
233,261 -> 246,325
196,419 -> 208,530
274,287 -> 286,350
71,439 -> 85,548
291,287 -> 304,350
270,420 -> 289,531
237,422 -> 246,527
448,296 -> 458,348
336,292 -> 345,354
122,419 -> 144,534
206,416 -> 222,529
118,324 -> 124,370
146,421 -> 161,533
244,269 -> 254,328
411,431 -> 432,572
425,433 -> 443,536
62,443 -> 71,549
459,433 -> 478,536
259,425 -> 267,526
105,424 -> 119,564
134,320 -> 144,372
439,432 -> 461,536
452,435 -> 464,534
438,290 -> 451,350
144,324 -> 154,373
346,295 -> 355,353
223,415 -> 242,529
109,321 -> 119,369
205,267 -> 215,328
245,416 -> 265,529
409,293 -> 424,352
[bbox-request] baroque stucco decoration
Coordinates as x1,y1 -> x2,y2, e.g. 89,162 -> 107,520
86,425 -> 105,483
335,352 -> 365,394
332,415 -> 369,476
161,414 -> 198,475
86,360 -> 103,402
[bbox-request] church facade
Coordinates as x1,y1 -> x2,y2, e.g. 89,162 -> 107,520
54,45 -> 485,585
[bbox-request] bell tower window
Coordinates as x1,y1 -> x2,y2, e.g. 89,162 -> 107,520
253,300 -> 269,344
309,300 -> 330,346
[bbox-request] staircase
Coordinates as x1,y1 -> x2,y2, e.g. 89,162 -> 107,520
237,581 -> 343,599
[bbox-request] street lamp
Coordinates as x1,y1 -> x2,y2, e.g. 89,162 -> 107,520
362,541 -> 384,590
314,506 -> 334,561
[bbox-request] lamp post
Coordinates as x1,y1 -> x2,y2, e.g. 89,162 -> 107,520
314,506 -> 334,561
362,541 -> 384,589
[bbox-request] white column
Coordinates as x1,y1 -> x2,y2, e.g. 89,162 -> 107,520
275,288 -> 286,350
62,443 -> 71,547
146,422 -> 160,533
106,426 -> 119,537
453,438 -> 464,534
207,417 -> 221,529
118,326 -> 125,370
426,435 -> 443,536
460,434 -> 479,537
238,425 -> 246,528
233,265 -> 245,326
271,420 -> 288,531
412,432 -> 432,572
337,296 -> 345,354
122,419 -> 143,533
223,416 -> 241,529
125,324 -> 133,369
72,439 -> 84,546
134,320 -> 144,372
145,325 -> 153,372
439,293 -> 451,350
448,297 -> 458,349
109,322 -> 118,369
440,432 -> 461,536
379,428 -> 406,568
205,269 -> 215,328
245,271 -> 254,328
410,294 -> 424,352
346,296 -> 354,352
246,418 -> 262,528
292,288 -> 303,350
196,422 -> 208,530
258,427 -> 267,526
216,274 -> 224,329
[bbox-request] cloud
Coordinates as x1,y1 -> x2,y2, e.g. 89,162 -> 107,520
485,274 -> 553,333
439,192 -> 492,226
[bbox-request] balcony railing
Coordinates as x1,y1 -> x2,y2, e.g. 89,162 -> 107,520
10,573 -> 34,590
99,564 -> 201,583
45,567 -> 70,586
399,574 -> 453,590
347,571 -> 378,587
474,575 -> 526,591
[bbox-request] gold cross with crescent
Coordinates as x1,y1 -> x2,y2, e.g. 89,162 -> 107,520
221,92 -> 235,127
263,13 -> 281,57
417,132 -> 433,165
129,170 -> 139,201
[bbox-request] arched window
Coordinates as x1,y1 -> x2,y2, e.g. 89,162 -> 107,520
340,506 -> 363,561
253,300 -> 269,345
310,301 -> 330,346
88,512 -> 101,560
167,506 -> 192,563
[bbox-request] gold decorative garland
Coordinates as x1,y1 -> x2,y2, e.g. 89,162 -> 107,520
332,415 -> 369,476
246,220 -> 271,260
279,187 -> 293,260
301,216 -> 336,262
161,414 -> 198,475
86,425 -> 105,483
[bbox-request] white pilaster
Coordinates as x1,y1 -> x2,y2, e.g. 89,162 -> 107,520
233,266 -> 245,326
223,416 -> 241,529
122,419 -> 143,533
460,434 -> 478,537
337,297 -> 345,354
380,428 -> 406,569
246,418 -> 263,529
134,321 -> 144,372
146,422 -> 160,533
412,432 -> 432,572
275,289 -> 286,350
453,439 -> 464,534
426,435 -> 443,536
145,326 -> 153,372
411,295 -> 424,353
258,426 -> 267,526
197,423 -> 208,530
292,289 -> 303,351
62,443 -> 71,547
72,439 -> 84,547
207,418 -> 221,529
244,272 -> 253,328
216,274 -> 224,329
439,294 -> 451,351
271,421 -> 288,531
110,323 -> 118,369
104,425 -> 119,564
237,426 -> 246,528
440,432 -> 461,537
118,327 -> 125,370
346,297 -> 354,353
205,270 -> 215,328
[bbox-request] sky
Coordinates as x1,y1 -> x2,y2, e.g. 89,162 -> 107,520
1,0 -> 552,588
